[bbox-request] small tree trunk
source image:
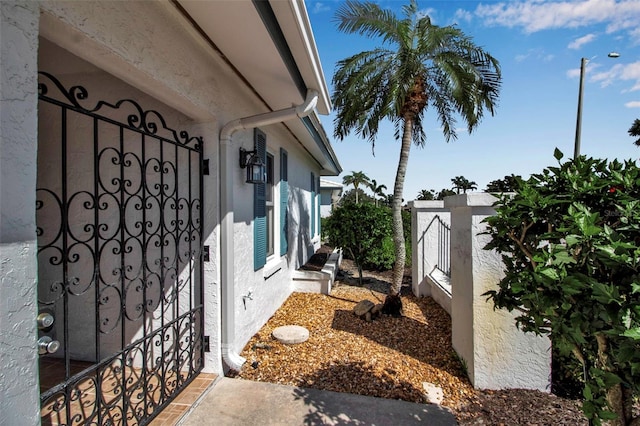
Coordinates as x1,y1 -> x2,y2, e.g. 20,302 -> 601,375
596,333 -> 636,426
623,388 -> 638,426
605,384 -> 625,426
383,117 -> 412,317
389,118 -> 412,296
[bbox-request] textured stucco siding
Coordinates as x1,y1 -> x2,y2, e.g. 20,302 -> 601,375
446,194 -> 551,391
450,204 -> 475,380
0,2 -> 41,424
469,209 -> 551,390
232,122 -> 322,354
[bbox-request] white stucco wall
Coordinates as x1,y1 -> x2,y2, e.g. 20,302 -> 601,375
410,201 -> 452,314
0,2 -> 41,425
446,194 -> 551,391
231,122 -> 322,354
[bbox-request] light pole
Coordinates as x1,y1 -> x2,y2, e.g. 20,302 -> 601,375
573,52 -> 620,159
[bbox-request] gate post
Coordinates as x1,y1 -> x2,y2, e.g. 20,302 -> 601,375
445,193 -> 551,391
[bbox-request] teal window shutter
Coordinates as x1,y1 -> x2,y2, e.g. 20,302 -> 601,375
310,172 -> 316,236
317,176 -> 321,237
253,129 -> 267,270
279,148 -> 288,256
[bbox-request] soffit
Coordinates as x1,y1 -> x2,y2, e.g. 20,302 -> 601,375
176,0 -> 330,115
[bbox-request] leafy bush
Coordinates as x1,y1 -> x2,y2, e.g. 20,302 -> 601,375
324,203 -> 394,280
363,235 -> 395,270
403,209 -> 412,268
484,150 -> 640,425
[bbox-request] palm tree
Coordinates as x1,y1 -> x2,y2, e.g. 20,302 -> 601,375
416,189 -> 435,200
451,175 -> 477,194
369,179 -> 387,206
436,188 -> 456,200
629,118 -> 640,146
342,171 -> 371,204
333,0 -> 501,304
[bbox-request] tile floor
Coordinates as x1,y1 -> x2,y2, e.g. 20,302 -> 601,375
149,373 -> 217,426
39,357 -> 216,426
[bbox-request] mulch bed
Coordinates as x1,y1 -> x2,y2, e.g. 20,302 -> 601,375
235,248 -> 589,425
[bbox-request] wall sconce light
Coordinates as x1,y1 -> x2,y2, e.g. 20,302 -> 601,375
239,147 -> 266,184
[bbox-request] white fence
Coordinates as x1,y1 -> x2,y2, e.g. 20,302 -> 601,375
410,194 -> 551,391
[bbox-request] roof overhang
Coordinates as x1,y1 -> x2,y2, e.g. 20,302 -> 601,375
176,0 -> 340,175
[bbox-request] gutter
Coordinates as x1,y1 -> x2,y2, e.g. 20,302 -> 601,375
219,90 -> 318,371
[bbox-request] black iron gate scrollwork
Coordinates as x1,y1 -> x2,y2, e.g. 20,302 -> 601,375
36,71 -> 204,425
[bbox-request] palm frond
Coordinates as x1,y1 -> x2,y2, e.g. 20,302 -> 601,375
333,0 -> 501,146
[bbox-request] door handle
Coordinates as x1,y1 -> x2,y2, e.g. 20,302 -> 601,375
38,336 -> 60,355
37,312 -> 55,330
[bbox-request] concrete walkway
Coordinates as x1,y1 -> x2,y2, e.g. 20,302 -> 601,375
180,377 -> 457,425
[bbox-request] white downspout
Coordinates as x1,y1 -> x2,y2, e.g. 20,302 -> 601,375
219,90 -> 318,371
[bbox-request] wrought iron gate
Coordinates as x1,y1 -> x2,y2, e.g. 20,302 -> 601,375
36,72 -> 204,425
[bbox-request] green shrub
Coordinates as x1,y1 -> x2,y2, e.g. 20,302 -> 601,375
403,209 -> 412,268
324,203 -> 396,280
484,149 -> 640,425
363,235 -> 395,270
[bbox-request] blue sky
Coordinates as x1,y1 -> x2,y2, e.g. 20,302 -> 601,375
306,0 -> 640,200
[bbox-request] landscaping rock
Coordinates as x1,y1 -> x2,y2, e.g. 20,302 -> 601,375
371,303 -> 384,316
272,325 -> 309,344
353,299 -> 375,317
422,382 -> 444,405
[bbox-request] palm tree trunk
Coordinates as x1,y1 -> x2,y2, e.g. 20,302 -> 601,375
389,118 -> 413,296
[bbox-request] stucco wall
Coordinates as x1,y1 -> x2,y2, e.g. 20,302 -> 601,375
232,122 -> 321,354
410,201 -> 452,314
446,194 -> 551,391
0,2 -> 41,424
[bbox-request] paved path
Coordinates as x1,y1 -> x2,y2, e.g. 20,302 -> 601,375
180,377 -> 457,425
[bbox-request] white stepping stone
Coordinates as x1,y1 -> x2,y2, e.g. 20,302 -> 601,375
272,325 -> 309,344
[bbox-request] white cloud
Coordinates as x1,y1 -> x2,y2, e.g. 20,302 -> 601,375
475,0 -> 640,36
453,9 -> 473,24
629,27 -> 640,45
625,101 -> 640,108
620,61 -> 640,91
568,33 -> 597,49
312,2 -> 330,14
579,61 -> 640,92
516,48 -> 555,63
590,62 -> 620,87
417,7 -> 438,22
566,59 -> 605,79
